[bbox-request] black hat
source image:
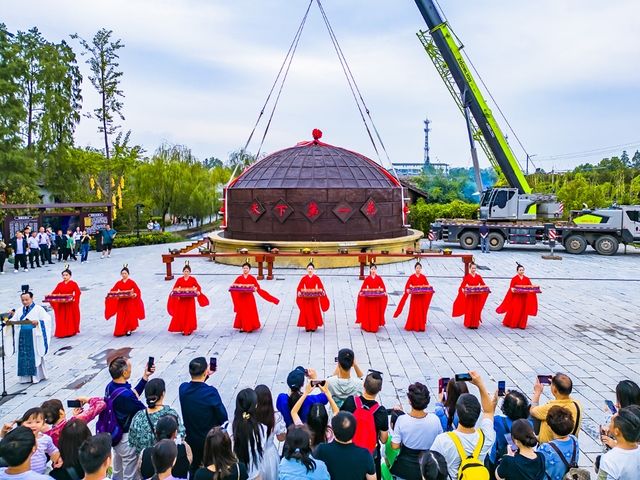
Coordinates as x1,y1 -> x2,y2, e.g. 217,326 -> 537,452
287,366 -> 306,390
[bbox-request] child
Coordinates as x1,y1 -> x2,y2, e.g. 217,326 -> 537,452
16,407 -> 61,473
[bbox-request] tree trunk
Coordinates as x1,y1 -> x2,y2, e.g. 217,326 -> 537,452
27,83 -> 33,148
101,51 -> 110,196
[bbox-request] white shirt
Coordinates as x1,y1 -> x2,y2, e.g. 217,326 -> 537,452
73,231 -> 82,241
36,233 -> 49,246
27,237 -> 39,249
598,446 -> 640,480
392,412 -> 443,450
430,417 -> 496,480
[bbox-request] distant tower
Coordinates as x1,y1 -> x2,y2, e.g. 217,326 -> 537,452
423,117 -> 431,170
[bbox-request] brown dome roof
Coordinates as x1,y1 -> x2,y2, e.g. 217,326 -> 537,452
229,136 -> 399,190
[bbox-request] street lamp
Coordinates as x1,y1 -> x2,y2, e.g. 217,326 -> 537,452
135,203 -> 144,237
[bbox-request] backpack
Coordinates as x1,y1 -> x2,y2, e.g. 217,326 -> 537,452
548,438 -> 590,480
352,396 -> 380,453
96,387 -> 127,446
448,429 -> 490,480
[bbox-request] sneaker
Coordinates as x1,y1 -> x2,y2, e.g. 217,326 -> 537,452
24,268 -> 29,272
14,269 -> 18,273
107,254 -> 111,258
101,255 -> 104,259
0,271 -> 4,275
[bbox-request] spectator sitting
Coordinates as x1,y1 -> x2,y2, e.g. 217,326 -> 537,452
495,419 -> 546,480
277,367 -> 327,428
434,380 -> 468,432
597,405 -> 640,480
129,378 -> 185,454
291,381 -> 339,449
49,419 -> 91,480
326,349 -> 364,408
179,357 -> 228,478
255,385 -> 287,480
430,371 -> 496,480
139,415 -> 192,480
193,427 -> 248,480
0,426 -> 51,480
537,406 -> 580,480
486,390 -> 532,475
530,374 -> 582,444
381,409 -> 404,480
314,411 -> 376,480
12,408 -> 61,474
147,221 -> 154,231
230,388 -> 266,480
419,451 -> 448,480
41,396 -> 106,447
151,439 -> 178,480
106,356 -> 154,480
390,382 -> 442,480
278,426 -> 330,479
78,433 -> 112,480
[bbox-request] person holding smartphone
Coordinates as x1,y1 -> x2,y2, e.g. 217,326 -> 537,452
276,367 -> 328,428
530,373 -> 582,444
41,397 -> 106,447
495,419 -> 546,480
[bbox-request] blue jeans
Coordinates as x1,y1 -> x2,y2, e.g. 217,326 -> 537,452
80,243 -> 90,262
480,236 -> 489,253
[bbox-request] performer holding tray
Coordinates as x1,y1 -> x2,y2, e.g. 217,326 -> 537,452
105,265 -> 145,337
167,262 -> 209,336
393,262 -> 434,332
356,263 -> 387,333
452,261 -> 490,329
496,263 -> 539,329
296,261 -> 329,332
47,265 -> 82,338
229,261 -> 280,333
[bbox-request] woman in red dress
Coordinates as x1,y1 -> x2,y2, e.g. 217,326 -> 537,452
393,262 -> 434,332
452,262 -> 489,329
296,262 -> 330,332
230,262 -> 280,333
496,263 -> 538,329
105,266 -> 145,337
356,264 -> 387,333
167,263 -> 209,335
50,266 -> 81,338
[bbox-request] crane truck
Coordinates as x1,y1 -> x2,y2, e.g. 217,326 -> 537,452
413,0 -> 640,255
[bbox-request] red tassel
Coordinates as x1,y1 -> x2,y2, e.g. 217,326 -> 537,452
312,129 -> 323,141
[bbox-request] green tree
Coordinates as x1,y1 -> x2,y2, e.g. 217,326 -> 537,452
0,24 -> 26,150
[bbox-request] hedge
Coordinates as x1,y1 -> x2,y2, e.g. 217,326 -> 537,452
91,232 -> 183,249
408,199 -> 479,232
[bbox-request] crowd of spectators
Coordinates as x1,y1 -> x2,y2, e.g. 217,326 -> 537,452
0,348 -> 639,480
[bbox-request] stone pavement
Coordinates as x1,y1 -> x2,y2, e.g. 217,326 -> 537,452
0,240 -> 639,468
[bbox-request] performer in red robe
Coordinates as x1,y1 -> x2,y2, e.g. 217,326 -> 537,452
49,266 -> 82,338
230,262 -> 280,332
167,263 -> 209,335
296,262 -> 329,332
393,262 -> 434,332
496,263 -> 538,329
105,266 -> 145,337
356,264 -> 387,333
452,262 -> 489,329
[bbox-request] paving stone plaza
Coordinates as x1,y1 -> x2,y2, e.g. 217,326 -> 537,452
0,240 -> 638,467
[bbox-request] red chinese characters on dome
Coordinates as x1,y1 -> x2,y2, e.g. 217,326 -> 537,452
304,200 -> 322,223
332,202 -> 354,223
360,197 -> 378,222
247,200 -> 265,222
272,199 -> 293,223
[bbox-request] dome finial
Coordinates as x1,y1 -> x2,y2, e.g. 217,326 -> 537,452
312,129 -> 323,141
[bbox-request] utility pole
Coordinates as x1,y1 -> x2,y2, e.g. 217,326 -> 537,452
423,117 -> 431,171
526,153 -> 537,175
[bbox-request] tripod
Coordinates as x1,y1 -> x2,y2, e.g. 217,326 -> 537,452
0,312 -> 27,400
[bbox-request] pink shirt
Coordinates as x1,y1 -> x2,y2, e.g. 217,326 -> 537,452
45,397 -> 106,446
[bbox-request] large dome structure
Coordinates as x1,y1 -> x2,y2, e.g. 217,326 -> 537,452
223,130 -> 408,242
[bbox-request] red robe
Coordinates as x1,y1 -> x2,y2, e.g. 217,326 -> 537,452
230,274 -> 280,332
167,276 -> 210,335
104,279 -> 145,337
393,274 -> 433,332
51,280 -> 81,338
452,273 -> 489,329
496,275 -> 538,329
296,275 -> 330,331
356,275 -> 387,333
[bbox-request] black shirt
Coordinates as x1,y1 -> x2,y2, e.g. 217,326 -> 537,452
496,452 -> 546,480
50,465 -> 84,480
193,464 -> 248,480
315,441 -> 375,480
340,396 -> 389,437
141,443 -> 190,479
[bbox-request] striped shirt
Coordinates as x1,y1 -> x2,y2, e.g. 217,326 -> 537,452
31,433 -> 58,474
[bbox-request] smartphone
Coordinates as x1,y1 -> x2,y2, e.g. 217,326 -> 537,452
147,356 -> 155,371
605,400 -> 617,415
209,357 -> 217,373
498,381 -> 506,397
310,380 -> 326,387
438,377 -> 450,394
537,375 -> 552,385
334,356 -> 338,362
504,433 -> 518,452
455,373 -> 472,382
67,400 -> 82,408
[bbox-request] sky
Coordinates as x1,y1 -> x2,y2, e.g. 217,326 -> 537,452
4,0 -> 640,172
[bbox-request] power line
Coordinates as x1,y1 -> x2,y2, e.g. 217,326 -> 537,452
536,141 -> 640,162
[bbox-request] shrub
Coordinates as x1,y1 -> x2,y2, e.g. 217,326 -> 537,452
409,199 -> 478,232
90,232 -> 182,249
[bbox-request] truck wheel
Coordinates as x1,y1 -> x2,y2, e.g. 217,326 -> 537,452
459,231 -> 479,250
564,235 -> 587,254
594,235 -> 619,256
487,233 -> 505,251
